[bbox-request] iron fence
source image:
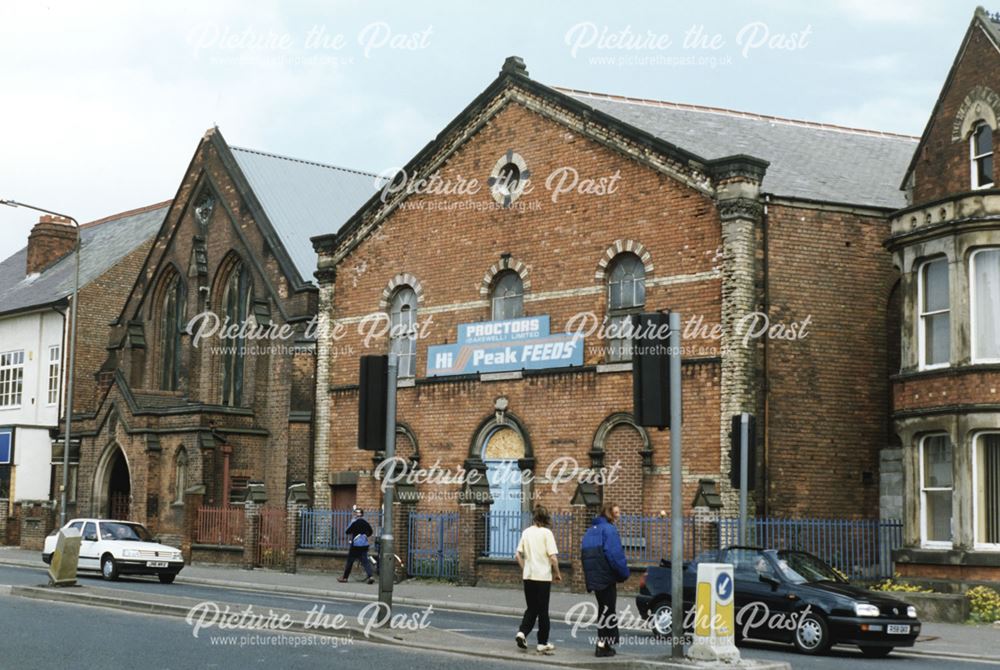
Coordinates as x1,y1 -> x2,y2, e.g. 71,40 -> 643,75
299,509 -> 383,551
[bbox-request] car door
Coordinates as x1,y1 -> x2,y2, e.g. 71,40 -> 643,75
78,521 -> 99,570
724,549 -> 794,642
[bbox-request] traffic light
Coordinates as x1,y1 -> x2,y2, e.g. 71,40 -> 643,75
729,413 -> 757,490
358,355 -> 388,451
632,312 -> 671,429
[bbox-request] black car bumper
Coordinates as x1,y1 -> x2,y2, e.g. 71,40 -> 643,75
115,560 -> 184,576
828,615 -> 921,648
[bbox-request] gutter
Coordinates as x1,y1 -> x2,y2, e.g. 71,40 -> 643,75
762,193 -> 771,517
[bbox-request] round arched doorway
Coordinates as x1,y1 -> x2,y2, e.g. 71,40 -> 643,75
482,426 -> 525,557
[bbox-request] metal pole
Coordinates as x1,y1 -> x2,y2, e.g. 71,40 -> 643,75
0,200 -> 78,526
668,311 -> 684,659
739,412 -> 749,546
378,351 -> 398,618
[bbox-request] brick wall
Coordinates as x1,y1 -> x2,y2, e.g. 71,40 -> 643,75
911,27 -> 1000,204
763,201 -> 898,517
893,368 -> 1000,411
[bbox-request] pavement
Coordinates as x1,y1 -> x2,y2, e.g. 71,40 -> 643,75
2,545 -> 999,665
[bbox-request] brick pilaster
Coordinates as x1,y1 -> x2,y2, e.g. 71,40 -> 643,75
181,489 -> 204,564
243,501 -> 258,571
311,269 -> 336,508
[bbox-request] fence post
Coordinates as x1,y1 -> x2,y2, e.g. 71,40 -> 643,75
242,484 -> 267,571
0,499 -> 7,546
181,486 -> 205,565
570,503 -> 594,594
285,484 -> 310,574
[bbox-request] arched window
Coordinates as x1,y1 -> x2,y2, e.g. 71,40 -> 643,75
606,253 -> 646,361
174,448 -> 188,504
490,270 -> 524,320
972,121 -> 994,189
160,274 -> 185,391
390,286 -> 417,378
221,261 -> 251,406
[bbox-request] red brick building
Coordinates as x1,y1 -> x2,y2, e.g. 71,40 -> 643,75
310,55 -> 917,534
888,8 -> 1000,586
70,128 -> 377,543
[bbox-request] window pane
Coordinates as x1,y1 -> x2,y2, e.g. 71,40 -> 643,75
925,490 -> 953,543
974,250 -> 1000,360
977,434 -> 1000,545
923,436 -> 952,488
924,313 -> 950,365
977,156 -> 994,186
975,123 -> 993,156
923,259 -> 949,312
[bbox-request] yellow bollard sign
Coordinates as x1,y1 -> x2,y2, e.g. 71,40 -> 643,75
687,562 -> 740,662
48,527 -> 82,587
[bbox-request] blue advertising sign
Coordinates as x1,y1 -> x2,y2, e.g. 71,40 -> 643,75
0,429 -> 11,465
427,316 -> 583,377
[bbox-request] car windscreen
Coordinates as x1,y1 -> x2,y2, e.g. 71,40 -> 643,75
99,521 -> 153,542
775,551 -> 845,584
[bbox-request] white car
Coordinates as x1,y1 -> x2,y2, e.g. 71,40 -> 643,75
42,518 -> 184,584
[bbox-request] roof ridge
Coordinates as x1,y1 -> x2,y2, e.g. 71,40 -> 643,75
80,200 -> 172,229
230,145 -> 380,179
555,86 -> 921,142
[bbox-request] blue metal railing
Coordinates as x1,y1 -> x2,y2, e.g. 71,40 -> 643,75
299,509 -> 382,551
407,511 -> 459,579
483,510 -> 575,559
717,517 -> 903,581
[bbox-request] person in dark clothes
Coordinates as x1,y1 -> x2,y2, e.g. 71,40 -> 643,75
338,507 -> 374,584
580,502 -> 629,657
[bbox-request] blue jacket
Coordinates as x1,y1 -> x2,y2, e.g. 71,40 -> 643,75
580,516 -> 630,592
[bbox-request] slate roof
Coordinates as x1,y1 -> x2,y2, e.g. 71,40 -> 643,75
0,202 -> 169,317
558,88 -> 919,209
229,146 -> 383,285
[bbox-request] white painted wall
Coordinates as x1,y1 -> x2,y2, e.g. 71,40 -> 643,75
0,308 -> 65,501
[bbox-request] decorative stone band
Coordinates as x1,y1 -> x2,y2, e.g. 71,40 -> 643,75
952,84 -> 1000,143
717,197 -> 764,222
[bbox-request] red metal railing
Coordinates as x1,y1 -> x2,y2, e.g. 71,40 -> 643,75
256,507 -> 287,569
196,506 -> 245,546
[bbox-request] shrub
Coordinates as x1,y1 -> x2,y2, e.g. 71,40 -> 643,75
967,586 -> 1000,623
870,576 -> 933,593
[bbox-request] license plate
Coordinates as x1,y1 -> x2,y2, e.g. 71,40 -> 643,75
146,561 -> 168,568
887,624 -> 910,635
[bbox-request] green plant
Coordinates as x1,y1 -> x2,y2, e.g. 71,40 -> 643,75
967,586 -> 1000,623
869,575 -> 933,593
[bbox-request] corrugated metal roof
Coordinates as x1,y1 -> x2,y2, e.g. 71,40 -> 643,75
560,89 -> 919,209
0,203 -> 168,316
230,146 -> 382,285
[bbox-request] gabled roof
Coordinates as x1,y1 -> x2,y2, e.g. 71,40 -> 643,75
561,89 -> 918,209
228,145 -> 383,285
901,7 -> 1000,189
0,202 -> 169,317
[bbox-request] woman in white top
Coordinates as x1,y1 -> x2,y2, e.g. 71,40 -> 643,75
514,505 -> 562,654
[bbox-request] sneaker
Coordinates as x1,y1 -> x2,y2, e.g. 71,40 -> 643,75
515,632 -> 527,650
367,577 -> 375,584
337,577 -> 348,583
537,643 -> 555,654
595,643 -> 616,657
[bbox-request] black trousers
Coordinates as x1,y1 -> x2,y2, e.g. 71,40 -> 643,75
343,546 -> 373,579
519,579 -> 552,645
594,584 -> 619,646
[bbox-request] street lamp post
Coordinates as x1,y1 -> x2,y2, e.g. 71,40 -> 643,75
0,200 -> 79,526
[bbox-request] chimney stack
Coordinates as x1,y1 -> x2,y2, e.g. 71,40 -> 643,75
26,215 -> 77,275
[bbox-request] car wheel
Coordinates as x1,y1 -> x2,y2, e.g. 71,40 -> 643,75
793,612 -> 831,655
860,646 -> 893,658
158,573 -> 176,584
100,555 -> 119,581
650,601 -> 672,639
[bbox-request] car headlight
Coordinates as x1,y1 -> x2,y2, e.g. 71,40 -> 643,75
854,603 -> 881,617
907,606 -> 918,619
171,552 -> 183,561
122,549 -> 140,558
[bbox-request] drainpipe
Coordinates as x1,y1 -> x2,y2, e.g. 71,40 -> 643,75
760,194 -> 771,517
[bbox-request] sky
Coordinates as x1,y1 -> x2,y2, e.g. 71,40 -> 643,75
0,0 -> 985,261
